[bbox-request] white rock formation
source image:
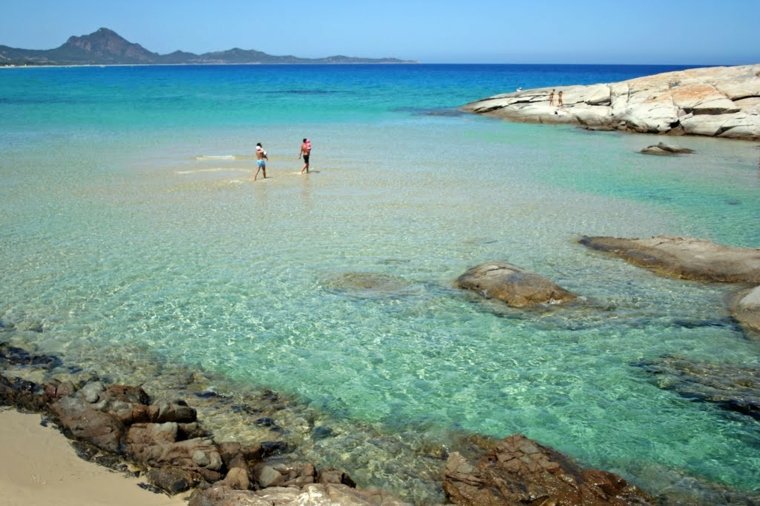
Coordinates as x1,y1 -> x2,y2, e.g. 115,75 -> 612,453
464,64 -> 760,140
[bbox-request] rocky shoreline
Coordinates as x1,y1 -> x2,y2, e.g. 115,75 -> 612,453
463,64 -> 760,141
1,343 -> 660,505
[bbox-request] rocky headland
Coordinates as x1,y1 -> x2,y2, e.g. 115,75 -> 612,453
464,64 -> 760,141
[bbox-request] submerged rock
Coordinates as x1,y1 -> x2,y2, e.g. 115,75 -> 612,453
579,235 -> 760,283
640,142 -> 695,155
463,64 -> 760,141
0,343 -> 62,370
443,434 -> 653,505
455,262 -> 576,308
638,356 -> 760,420
729,285 -> 760,334
322,272 -> 418,299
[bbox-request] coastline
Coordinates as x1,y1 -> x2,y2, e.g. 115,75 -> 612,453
0,408 -> 188,506
0,354 -> 654,506
4,61 -> 760,504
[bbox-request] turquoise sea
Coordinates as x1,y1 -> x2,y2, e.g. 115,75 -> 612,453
1,64 -> 759,502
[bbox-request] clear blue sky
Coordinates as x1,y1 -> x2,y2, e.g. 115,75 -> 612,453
2,0 -> 758,64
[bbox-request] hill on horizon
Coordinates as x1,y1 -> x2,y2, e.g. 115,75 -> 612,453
0,27 -> 415,66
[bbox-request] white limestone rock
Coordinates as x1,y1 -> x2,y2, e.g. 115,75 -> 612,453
463,64 -> 760,141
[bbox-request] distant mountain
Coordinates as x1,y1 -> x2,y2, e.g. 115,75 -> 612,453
0,28 -> 415,66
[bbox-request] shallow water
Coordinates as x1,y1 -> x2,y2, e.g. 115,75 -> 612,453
1,65 -> 759,502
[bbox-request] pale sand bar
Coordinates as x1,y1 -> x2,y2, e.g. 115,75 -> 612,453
0,408 -> 188,506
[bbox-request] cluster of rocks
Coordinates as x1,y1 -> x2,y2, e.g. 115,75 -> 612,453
0,342 -> 670,505
454,235 -> 760,427
463,64 -> 760,141
455,236 -> 760,332
0,356 -> 403,505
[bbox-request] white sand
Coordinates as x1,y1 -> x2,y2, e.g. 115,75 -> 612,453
0,408 -> 188,506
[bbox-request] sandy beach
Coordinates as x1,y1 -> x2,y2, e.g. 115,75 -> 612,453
0,408 -> 188,506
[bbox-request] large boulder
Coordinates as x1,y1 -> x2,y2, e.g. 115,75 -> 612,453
49,396 -> 126,453
579,236 -> 760,283
455,262 -> 576,308
729,285 -> 760,333
464,64 -> 760,141
443,434 -> 653,505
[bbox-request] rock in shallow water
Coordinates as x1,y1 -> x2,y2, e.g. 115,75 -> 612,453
640,142 -> 695,155
455,261 -> 577,308
321,272 -> 420,299
638,355 -> 760,420
0,343 -> 63,370
579,235 -> 760,284
443,434 -> 654,505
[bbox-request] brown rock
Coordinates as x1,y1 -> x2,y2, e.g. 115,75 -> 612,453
443,434 -> 653,506
147,466 -> 195,495
43,380 -> 77,400
188,484 -> 300,506
254,464 -> 283,488
126,436 -> 223,475
266,462 -> 317,488
125,422 -> 178,450
318,468 -> 357,488
216,442 -> 243,466
102,384 -> 151,405
579,235 -> 760,283
49,396 -> 125,453
456,262 -> 576,308
0,375 -> 48,411
148,400 -> 197,424
221,466 -> 250,490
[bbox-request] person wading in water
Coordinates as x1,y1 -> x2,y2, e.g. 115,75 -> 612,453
299,138 -> 312,174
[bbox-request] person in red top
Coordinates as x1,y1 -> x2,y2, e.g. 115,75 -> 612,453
299,138 -> 312,174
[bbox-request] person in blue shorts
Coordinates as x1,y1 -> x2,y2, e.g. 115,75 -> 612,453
254,142 -> 268,181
